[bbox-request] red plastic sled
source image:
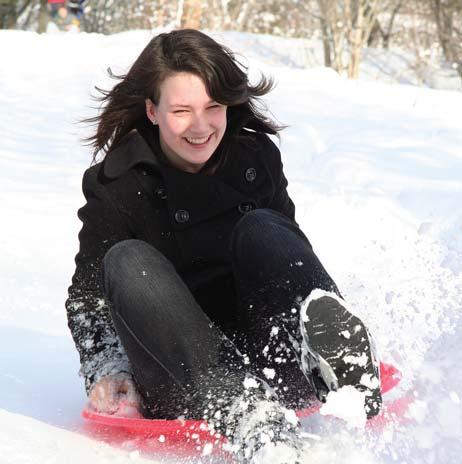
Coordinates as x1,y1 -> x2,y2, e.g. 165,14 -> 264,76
82,362 -> 407,449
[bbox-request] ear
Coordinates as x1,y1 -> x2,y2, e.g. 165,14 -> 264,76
145,98 -> 157,122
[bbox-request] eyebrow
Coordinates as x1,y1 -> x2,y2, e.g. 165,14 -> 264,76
170,100 -> 217,108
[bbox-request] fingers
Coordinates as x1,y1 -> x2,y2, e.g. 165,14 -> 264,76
89,373 -> 141,414
120,376 -> 142,408
89,376 -> 119,414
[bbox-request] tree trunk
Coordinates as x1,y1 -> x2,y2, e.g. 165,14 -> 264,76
367,18 -> 383,47
234,0 -> 250,31
156,0 -> 165,28
1,0 -> 20,29
433,0 -> 449,58
221,0 -> 231,30
38,0 -> 48,33
180,0 -> 204,29
455,63 -> 462,82
383,0 -> 403,49
332,33 -> 344,74
319,16 -> 332,67
348,0 -> 364,79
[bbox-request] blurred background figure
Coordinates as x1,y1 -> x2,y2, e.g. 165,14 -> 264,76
68,0 -> 85,22
47,0 -> 65,19
45,1 -> 81,32
54,4 -> 75,31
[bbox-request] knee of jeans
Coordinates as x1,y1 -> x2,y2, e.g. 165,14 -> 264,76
234,208 -> 275,232
231,209 -> 286,248
103,239 -> 171,290
230,209 -> 313,260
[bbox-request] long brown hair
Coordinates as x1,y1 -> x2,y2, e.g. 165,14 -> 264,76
84,29 -> 283,166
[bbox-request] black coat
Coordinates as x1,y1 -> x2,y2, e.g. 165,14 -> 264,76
66,129 -> 296,392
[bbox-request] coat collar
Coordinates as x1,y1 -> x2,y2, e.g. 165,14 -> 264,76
160,164 -> 249,230
102,129 -> 258,230
103,130 -> 159,179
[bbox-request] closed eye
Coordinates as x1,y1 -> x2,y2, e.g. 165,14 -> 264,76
173,105 -> 222,114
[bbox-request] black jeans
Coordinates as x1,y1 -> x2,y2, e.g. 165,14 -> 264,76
102,209 -> 339,419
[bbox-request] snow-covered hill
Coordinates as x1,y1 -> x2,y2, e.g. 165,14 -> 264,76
0,29 -> 461,463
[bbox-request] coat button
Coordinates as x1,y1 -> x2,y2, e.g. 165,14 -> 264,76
238,201 -> 256,214
245,168 -> 257,182
155,186 -> 167,200
175,209 -> 190,223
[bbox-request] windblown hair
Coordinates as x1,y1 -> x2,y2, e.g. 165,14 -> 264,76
84,29 -> 283,166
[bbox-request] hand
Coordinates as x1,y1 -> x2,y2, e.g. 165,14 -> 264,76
89,372 -> 142,415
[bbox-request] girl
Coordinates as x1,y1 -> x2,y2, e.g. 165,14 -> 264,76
66,29 -> 381,462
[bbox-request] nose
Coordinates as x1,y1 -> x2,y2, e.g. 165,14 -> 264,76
188,111 -> 211,135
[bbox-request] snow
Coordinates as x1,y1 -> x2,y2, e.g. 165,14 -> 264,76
1,28 -> 461,463
243,377 -> 260,390
320,386 -> 367,429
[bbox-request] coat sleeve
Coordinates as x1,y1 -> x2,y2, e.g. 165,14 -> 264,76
66,166 -> 133,394
264,136 -> 297,223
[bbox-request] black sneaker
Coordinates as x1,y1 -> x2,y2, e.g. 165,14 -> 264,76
299,290 -> 382,419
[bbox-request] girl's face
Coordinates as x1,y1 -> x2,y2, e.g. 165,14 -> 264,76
146,72 -> 227,173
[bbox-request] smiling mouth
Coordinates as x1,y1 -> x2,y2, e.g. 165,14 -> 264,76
184,133 -> 213,146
